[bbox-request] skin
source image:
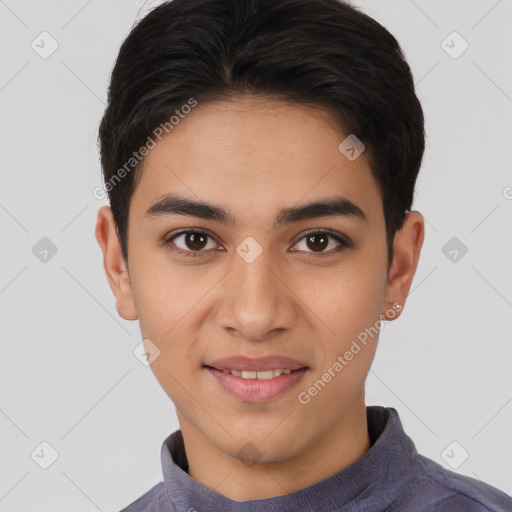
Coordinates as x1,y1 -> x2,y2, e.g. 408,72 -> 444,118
95,95 -> 424,501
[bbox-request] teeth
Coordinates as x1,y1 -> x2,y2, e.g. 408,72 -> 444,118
221,368 -> 295,379
254,370 -> 274,380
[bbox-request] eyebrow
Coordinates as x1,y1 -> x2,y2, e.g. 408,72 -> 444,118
144,193 -> 368,228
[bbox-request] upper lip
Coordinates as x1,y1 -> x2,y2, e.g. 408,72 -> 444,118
205,355 -> 308,372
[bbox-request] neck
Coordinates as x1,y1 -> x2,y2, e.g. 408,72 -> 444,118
179,396 -> 371,502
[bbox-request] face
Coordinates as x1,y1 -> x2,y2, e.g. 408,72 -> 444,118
96,95 -> 424,465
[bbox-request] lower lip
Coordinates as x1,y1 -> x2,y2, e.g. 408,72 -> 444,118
206,367 -> 308,402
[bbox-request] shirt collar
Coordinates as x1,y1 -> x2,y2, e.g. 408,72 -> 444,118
160,406 -> 418,512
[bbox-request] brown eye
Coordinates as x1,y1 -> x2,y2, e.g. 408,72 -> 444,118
292,231 -> 350,255
305,233 -> 329,252
164,230 -> 218,257
181,232 -> 209,251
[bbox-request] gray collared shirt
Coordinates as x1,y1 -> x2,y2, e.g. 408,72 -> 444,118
119,406 -> 512,511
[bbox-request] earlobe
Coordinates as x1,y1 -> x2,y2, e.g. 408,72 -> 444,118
382,211 -> 425,320
95,206 -> 138,321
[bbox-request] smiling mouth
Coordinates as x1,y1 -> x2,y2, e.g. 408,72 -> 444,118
203,365 -> 306,379
203,364 -> 309,402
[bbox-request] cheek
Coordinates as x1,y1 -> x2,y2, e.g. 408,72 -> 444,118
302,296 -> 381,413
308,256 -> 384,376
317,262 -> 384,332
129,261 -> 207,377
129,256 -> 201,335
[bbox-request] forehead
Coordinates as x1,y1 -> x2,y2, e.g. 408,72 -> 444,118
130,96 -> 383,229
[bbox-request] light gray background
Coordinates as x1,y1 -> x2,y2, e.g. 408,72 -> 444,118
1,0 -> 511,510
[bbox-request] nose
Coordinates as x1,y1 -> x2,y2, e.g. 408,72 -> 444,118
215,248 -> 297,342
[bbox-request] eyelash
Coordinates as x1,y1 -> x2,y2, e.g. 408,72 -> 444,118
162,228 -> 352,259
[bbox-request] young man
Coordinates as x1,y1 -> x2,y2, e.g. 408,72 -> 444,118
95,0 -> 512,510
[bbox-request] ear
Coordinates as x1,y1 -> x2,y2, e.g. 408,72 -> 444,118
95,205 -> 138,321
382,211 -> 425,320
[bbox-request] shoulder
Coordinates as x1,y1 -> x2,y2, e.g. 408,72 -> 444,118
389,454 -> 512,511
118,482 -> 172,512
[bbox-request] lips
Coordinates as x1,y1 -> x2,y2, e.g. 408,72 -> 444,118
206,365 -> 309,402
204,354 -> 309,372
203,355 -> 310,401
